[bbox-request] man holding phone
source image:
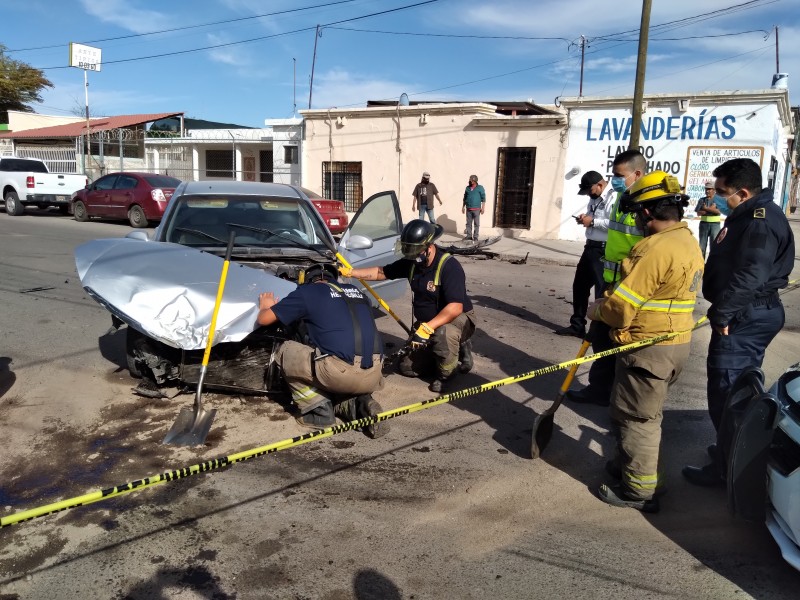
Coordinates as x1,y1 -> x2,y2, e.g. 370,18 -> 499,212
555,170 -> 614,338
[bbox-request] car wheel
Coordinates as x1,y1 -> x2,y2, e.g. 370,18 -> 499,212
125,327 -> 144,379
4,191 -> 24,216
128,205 -> 148,228
73,200 -> 89,222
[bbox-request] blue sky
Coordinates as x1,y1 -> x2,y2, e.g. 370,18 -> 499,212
4,0 -> 798,127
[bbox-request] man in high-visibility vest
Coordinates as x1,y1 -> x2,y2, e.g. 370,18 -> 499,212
695,180 -> 722,259
566,149 -> 647,407
588,171 -> 704,512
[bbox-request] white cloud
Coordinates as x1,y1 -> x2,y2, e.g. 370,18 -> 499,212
79,0 -> 168,35
310,69 -> 424,109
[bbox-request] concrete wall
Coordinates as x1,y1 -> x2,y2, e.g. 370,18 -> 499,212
6,111 -> 84,132
301,105 -> 567,239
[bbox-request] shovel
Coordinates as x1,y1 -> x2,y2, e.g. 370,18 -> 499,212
163,232 -> 236,446
530,338 -> 592,459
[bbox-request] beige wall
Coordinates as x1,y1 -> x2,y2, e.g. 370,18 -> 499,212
7,111 -> 84,132
301,105 -> 568,239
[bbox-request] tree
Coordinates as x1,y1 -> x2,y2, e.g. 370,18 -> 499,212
0,44 -> 53,113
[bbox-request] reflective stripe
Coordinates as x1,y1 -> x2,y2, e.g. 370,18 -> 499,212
700,215 -> 721,222
608,220 -> 641,236
625,471 -> 659,491
409,252 -> 452,286
611,284 -> 696,313
292,385 -> 320,402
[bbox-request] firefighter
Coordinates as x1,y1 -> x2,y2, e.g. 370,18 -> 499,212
257,266 -> 387,438
342,219 -> 476,393
587,171 -> 705,512
566,150 -> 647,407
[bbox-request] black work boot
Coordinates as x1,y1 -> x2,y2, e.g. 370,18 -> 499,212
398,354 -> 419,378
458,340 -> 474,374
597,484 -> 659,513
357,394 -> 389,439
295,400 -> 335,430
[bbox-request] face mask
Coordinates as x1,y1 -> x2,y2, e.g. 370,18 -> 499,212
715,196 -> 732,216
415,250 -> 428,263
589,192 -> 600,200
610,176 -> 628,193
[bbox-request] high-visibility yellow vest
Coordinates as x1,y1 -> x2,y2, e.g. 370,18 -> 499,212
602,195 -> 645,284
700,214 -> 721,223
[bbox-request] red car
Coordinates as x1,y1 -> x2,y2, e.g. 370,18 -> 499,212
301,187 -> 348,235
71,172 -> 181,228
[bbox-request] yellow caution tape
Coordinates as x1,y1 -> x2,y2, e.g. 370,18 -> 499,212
3,279 -> 798,528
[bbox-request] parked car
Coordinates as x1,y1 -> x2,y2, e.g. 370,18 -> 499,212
300,186 -> 348,235
723,364 -> 800,572
71,172 -> 181,228
1,156 -> 87,216
74,181 -> 406,393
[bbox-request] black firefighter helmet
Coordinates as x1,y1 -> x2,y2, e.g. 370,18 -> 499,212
397,219 -> 444,259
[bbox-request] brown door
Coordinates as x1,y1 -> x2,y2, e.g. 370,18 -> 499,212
494,148 -> 535,229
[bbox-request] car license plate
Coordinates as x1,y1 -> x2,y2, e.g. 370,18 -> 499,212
330,219 -> 339,225
56,196 -> 67,202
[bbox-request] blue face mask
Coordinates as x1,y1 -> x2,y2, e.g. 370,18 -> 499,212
715,197 -> 731,216
610,176 -> 628,193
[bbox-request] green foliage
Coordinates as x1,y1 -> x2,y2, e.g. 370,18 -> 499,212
0,44 -> 54,113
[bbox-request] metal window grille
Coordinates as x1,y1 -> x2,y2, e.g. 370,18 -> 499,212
283,145 -> 298,164
260,149 -> 274,182
322,161 -> 362,211
14,145 -> 78,173
206,149 -> 235,178
494,147 -> 536,229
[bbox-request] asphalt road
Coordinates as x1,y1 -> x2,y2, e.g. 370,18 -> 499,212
1,209 -> 799,599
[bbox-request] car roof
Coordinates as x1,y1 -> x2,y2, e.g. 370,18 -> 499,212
180,180 -> 306,198
100,171 -> 180,178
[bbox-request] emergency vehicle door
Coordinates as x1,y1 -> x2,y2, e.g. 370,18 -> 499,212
724,368 -> 781,522
337,190 -> 407,306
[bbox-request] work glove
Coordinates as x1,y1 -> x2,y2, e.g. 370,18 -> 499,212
338,264 -> 353,278
410,322 -> 435,350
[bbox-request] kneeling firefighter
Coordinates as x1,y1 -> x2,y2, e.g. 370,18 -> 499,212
257,265 -> 387,437
342,219 -> 477,393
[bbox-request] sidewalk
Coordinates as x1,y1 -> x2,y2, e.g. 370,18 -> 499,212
439,212 -> 800,268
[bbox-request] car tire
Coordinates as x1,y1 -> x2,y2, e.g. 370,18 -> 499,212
128,205 -> 148,228
4,191 -> 24,216
73,200 -> 89,222
125,327 -> 144,379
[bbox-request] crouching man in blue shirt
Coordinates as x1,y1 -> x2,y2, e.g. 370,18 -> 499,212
257,266 -> 387,437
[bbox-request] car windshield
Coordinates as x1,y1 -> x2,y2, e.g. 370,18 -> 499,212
144,175 -> 181,188
162,194 -> 333,252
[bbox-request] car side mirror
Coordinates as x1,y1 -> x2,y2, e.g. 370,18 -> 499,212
125,231 -> 150,241
342,234 -> 373,250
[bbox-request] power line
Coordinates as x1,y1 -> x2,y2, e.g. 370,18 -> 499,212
31,0 -> 443,71
5,0 -> 363,53
326,26 -> 571,44
598,29 -> 771,42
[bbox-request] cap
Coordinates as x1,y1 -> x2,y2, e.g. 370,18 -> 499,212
578,171 -> 604,195
469,174 -> 478,182
705,180 -> 714,189
422,171 -> 430,178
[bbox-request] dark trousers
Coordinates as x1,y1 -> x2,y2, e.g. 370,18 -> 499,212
707,297 -> 784,431
569,242 -> 605,330
587,320 -> 617,397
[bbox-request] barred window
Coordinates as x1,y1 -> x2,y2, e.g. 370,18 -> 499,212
322,161 -> 362,212
206,149 -> 235,178
283,145 -> 298,165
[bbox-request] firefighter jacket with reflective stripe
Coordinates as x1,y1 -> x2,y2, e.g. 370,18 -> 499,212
602,195 -> 645,283
596,222 -> 704,346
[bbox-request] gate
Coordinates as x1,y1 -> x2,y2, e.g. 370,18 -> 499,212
494,147 -> 535,229
15,145 -> 78,174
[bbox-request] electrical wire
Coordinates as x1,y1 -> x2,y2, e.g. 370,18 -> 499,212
30,0 -> 443,70
325,25 -> 571,44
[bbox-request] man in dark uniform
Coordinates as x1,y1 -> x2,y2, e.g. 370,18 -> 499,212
683,158 -> 794,486
342,219 -> 476,393
257,266 -> 387,437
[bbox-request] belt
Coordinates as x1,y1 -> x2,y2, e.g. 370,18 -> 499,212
751,293 -> 780,307
585,240 -> 606,248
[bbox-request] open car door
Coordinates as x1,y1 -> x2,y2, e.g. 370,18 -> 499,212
337,190 -> 407,308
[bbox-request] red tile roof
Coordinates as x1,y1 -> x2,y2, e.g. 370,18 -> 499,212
0,112 -> 184,139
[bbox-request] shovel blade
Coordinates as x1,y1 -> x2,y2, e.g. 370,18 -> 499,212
530,411 -> 555,460
162,406 -> 217,446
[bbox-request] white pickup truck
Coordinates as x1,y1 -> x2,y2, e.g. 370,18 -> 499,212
1,156 -> 87,216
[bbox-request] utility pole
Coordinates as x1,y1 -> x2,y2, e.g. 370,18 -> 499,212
775,25 -> 780,72
293,57 -> 297,116
629,0 -> 651,150
579,35 -> 586,97
308,25 -> 321,110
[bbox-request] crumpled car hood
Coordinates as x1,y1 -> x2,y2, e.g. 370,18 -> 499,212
75,238 -> 297,350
